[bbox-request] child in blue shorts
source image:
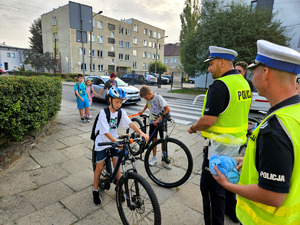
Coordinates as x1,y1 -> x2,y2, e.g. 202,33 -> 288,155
74,74 -> 90,123
92,87 -> 149,205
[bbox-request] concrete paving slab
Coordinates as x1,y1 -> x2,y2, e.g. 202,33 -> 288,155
28,164 -> 70,186
61,168 -> 93,191
0,193 -> 36,224
5,155 -> 40,175
24,181 -> 74,210
15,202 -> 78,225
58,135 -> 87,147
61,155 -> 92,174
60,144 -> 91,160
35,139 -> 67,152
30,149 -> 68,167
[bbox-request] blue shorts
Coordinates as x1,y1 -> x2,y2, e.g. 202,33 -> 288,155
95,148 -> 120,163
77,97 -> 89,109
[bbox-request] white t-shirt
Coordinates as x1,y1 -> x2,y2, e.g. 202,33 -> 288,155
147,93 -> 168,123
94,108 -> 132,151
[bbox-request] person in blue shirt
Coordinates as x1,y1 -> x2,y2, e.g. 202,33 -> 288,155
74,74 -> 90,123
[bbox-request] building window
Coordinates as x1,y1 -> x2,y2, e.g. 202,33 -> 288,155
52,17 -> 56,26
133,24 -> 138,32
133,37 -> 138,44
11,53 -> 15,58
91,34 -> 95,42
148,53 -> 151,59
125,54 -> 130,60
149,30 -> 153,37
126,29 -> 131,36
81,63 -> 87,70
7,52 -> 11,58
133,61 -> 137,68
108,65 -> 115,71
119,41 -> 124,48
125,42 -> 130,48
108,51 -> 115,57
143,40 -> 148,47
108,23 -> 115,30
144,28 -> 148,35
55,63 -> 59,71
80,48 -> 86,55
111,32 -> 114,38
108,38 -> 115,44
133,49 -> 137,56
119,54 -> 124,60
174,58 -> 177,62
148,41 -> 152,48
92,63 -> 96,71
111,59 -> 115,64
97,50 -> 103,57
98,64 -> 104,71
91,50 -> 95,57
154,31 -> 157,38
143,63 -> 147,69
97,36 -> 103,44
165,58 -> 168,63
111,45 -> 115,51
158,33 -> 161,39
97,21 -> 103,29
119,27 -> 124,34
251,0 -> 257,12
153,53 -> 156,59
158,43 -> 161,49
143,52 -> 147,58
93,19 -> 95,28
171,58 -> 173,63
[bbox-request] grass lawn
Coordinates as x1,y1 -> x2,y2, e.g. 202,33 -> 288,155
168,88 -> 206,95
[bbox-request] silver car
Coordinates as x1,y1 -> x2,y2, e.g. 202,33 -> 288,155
86,76 -> 141,104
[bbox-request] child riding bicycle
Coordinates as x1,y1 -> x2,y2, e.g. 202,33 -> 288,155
138,85 -> 171,168
92,87 -> 149,205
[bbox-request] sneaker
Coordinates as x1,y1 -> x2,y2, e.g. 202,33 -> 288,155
81,118 -> 85,123
85,117 -> 90,123
88,114 -> 93,119
93,190 -> 102,205
162,161 -> 172,170
149,156 -> 157,166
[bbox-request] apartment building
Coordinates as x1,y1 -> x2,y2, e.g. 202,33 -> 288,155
41,3 -> 166,75
164,43 -> 183,74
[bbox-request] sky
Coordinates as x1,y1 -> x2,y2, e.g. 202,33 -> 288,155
0,0 -> 185,49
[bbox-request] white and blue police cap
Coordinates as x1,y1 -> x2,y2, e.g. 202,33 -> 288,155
204,46 -> 238,63
248,40 -> 300,74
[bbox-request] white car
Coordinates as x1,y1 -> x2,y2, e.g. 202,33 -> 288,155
86,76 -> 141,104
250,92 -> 270,112
145,74 -> 157,84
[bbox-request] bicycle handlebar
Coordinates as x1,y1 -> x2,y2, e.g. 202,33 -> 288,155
98,137 -> 145,147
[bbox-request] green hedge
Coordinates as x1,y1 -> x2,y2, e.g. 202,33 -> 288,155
0,76 -> 62,141
14,71 -> 78,80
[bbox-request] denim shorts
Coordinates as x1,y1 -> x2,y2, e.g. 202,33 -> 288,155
95,148 -> 120,163
77,98 -> 89,109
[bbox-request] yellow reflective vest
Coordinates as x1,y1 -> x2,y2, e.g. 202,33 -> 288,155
201,74 -> 251,144
237,103 -> 300,225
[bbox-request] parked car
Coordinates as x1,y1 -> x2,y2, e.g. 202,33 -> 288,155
86,75 -> 141,104
144,74 -> 157,84
250,91 -> 270,112
0,69 -> 5,74
162,75 -> 172,84
149,73 -> 169,84
5,70 -> 14,75
119,73 -> 145,84
188,76 -> 196,83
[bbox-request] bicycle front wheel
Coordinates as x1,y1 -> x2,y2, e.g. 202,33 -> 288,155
126,117 -> 143,156
116,172 -> 161,225
144,137 -> 193,188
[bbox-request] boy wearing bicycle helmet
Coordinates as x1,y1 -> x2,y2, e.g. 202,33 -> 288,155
92,87 -> 149,205
138,85 -> 171,168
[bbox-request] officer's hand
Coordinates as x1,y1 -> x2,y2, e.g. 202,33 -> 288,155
236,157 -> 244,171
187,127 -> 196,134
212,165 -> 230,187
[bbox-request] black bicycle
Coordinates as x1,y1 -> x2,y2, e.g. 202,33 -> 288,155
92,135 -> 161,225
126,113 -> 193,188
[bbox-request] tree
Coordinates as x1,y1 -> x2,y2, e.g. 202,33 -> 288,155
180,0 -> 290,74
179,0 -> 201,77
29,18 -> 43,54
148,61 -> 167,74
24,17 -> 54,72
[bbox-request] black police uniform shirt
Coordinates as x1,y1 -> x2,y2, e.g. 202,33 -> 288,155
255,95 -> 299,194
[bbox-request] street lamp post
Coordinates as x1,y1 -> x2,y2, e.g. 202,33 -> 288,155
90,11 -> 103,75
155,35 -> 168,74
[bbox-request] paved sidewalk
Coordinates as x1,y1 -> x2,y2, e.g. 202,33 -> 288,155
0,83 -> 236,225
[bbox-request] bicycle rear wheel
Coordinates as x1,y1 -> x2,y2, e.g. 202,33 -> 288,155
144,137 -> 193,188
116,172 -> 161,225
126,117 -> 143,156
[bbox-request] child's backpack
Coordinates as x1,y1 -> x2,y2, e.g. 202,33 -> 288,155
74,83 -> 79,97
90,107 -> 122,141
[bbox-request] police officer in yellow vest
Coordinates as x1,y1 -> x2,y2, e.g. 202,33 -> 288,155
188,46 -> 251,225
213,40 -> 300,225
